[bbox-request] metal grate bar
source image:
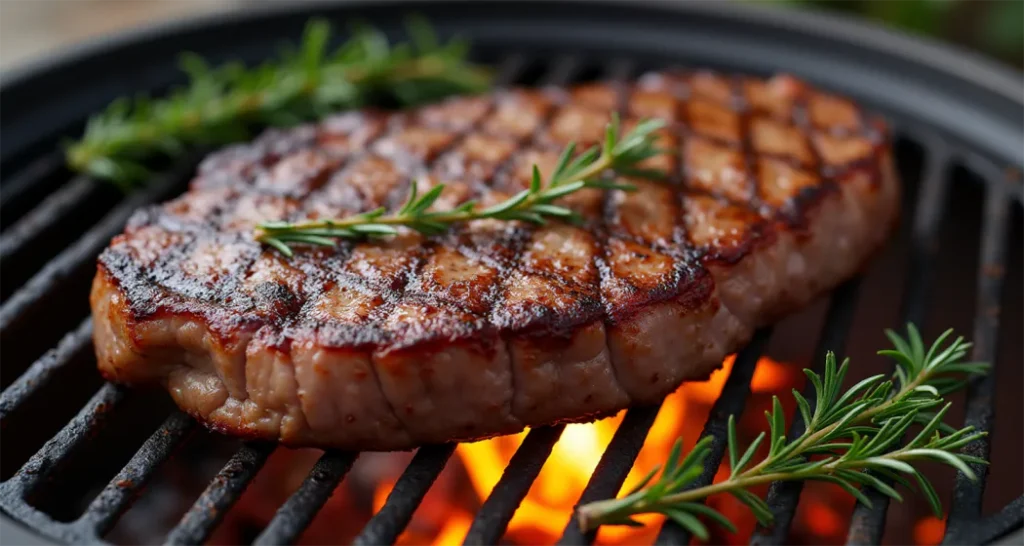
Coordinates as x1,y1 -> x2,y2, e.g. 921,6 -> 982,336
846,141 -> 953,545
557,405 -> 661,546
252,450 -> 357,546
898,138 -> 953,326
463,426 -> 566,545
0,317 -> 92,421
77,412 -> 195,537
460,51 -> 610,544
0,151 -> 68,228
0,176 -> 101,262
750,279 -> 863,545
0,497 -> 85,544
972,495 -> 1024,544
5,383 -> 126,496
353,444 -> 457,546
346,51 -> 540,546
943,159 -> 1013,543
494,53 -> 528,86
164,442 -> 276,546
541,55 -> 583,87
654,328 -> 774,546
0,156 -> 198,339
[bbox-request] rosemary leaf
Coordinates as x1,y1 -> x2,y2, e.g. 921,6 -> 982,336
254,115 -> 667,255
66,17 -> 491,187
575,325 -> 989,539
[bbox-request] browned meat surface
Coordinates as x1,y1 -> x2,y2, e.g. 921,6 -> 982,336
90,71 -> 899,450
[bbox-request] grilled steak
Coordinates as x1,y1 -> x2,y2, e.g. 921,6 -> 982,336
91,71 -> 899,450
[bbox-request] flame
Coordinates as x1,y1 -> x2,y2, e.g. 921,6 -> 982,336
374,479 -> 395,513
418,355 -> 792,545
208,351 -> 895,546
802,500 -> 844,538
684,354 -> 795,405
370,354 -> 805,546
431,511 -> 474,546
914,516 -> 945,545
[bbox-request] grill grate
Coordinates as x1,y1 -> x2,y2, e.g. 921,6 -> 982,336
1,2 -> 1022,544
255,451 -> 359,546
165,443 -> 275,545
846,135 -> 953,545
1,66 -> 1021,546
943,158 -> 1015,545
652,330 -> 773,546
750,279 -> 862,545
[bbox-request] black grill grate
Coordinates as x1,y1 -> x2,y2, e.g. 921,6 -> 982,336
1,2 -> 1022,545
845,135 -> 953,546
165,442 -> 275,545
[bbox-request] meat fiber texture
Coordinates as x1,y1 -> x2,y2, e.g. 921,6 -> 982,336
91,71 -> 900,450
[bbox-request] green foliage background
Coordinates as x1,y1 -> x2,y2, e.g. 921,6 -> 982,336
767,0 -> 1023,68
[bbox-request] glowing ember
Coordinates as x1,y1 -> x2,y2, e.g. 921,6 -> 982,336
914,516 -> 946,546
401,355 -> 798,545
216,355 -> 811,546
802,500 -> 845,538
430,511 -> 474,546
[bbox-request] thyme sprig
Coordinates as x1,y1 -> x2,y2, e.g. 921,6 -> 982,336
66,17 -> 491,189
577,325 -> 989,540
254,115 -> 666,256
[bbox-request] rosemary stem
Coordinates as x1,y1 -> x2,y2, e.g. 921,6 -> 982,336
579,437 -> 970,532
575,328 -> 986,538
69,54 -> 475,172
741,367 -> 930,477
584,369 -> 934,528
66,18 -> 493,186
658,472 -> 789,506
576,472 -> 790,532
254,149 -> 617,243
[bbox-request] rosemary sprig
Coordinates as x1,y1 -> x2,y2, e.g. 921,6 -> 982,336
66,17 -> 491,189
577,325 -> 989,540
254,115 -> 666,256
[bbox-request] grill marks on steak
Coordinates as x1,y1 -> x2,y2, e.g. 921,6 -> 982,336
91,71 -> 899,450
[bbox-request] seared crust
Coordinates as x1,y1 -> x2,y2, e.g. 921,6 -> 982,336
91,71 -> 899,450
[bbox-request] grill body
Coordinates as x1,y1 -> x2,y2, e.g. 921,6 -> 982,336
1,2 -> 1021,545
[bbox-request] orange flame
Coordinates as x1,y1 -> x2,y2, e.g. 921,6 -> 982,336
370,355 -> 801,545
914,516 -> 946,546
214,352 -> 945,545
430,511 -> 474,546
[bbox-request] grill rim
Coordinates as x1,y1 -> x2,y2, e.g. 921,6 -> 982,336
2,0 -> 1023,170
2,1 -> 1024,544
2,0 -> 1020,101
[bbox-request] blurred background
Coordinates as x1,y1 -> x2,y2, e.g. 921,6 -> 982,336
1,0 -> 1022,73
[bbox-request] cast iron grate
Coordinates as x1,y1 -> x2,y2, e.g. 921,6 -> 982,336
1,3 -> 1022,544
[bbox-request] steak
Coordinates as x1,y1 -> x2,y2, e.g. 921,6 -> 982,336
90,71 -> 899,450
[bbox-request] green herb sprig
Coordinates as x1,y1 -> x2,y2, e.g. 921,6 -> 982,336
576,325 -> 988,540
254,115 -> 666,256
66,17 -> 491,189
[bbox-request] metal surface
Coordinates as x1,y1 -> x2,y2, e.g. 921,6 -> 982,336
353,445 -> 457,546
749,280 -> 862,545
558,405 -> 661,546
846,135 -> 954,546
942,160 -> 1013,545
252,451 -> 357,545
1,1 -> 1022,545
463,426 -> 565,545
164,442 -> 276,546
654,330 -> 773,546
